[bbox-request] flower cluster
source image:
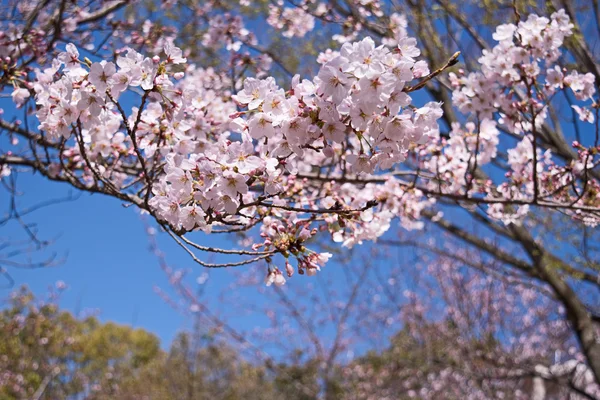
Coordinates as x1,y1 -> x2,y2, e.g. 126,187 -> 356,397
451,10 -> 593,131
202,13 -> 255,52
28,23 -> 445,282
232,36 -> 441,175
423,119 -> 500,196
267,4 -> 316,38
35,43 -> 186,140
446,10 -> 600,225
148,32 -> 443,242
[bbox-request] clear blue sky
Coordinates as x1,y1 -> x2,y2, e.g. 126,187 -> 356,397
3,172 -> 189,345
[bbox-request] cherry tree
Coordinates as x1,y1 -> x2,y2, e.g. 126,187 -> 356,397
1,0 -> 600,393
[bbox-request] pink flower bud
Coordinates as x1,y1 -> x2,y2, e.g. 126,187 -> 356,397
285,261 -> 294,277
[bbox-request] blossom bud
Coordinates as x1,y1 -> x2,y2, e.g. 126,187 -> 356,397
298,228 -> 311,240
264,269 -> 275,286
285,261 -> 294,277
273,269 -> 286,286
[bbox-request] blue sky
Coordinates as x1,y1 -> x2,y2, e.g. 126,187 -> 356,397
2,172 -> 189,345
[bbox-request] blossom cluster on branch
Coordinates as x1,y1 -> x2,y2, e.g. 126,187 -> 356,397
1,2 -> 599,284
22,22 -> 447,284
